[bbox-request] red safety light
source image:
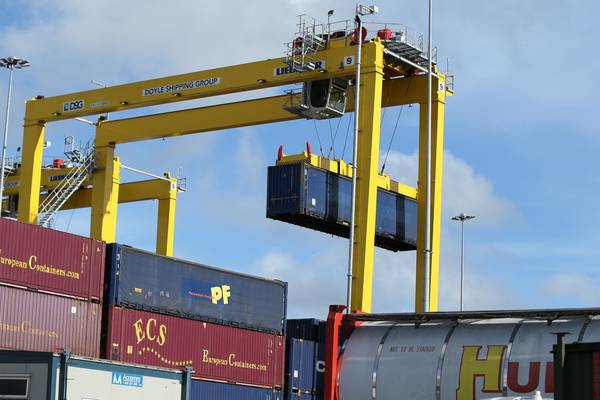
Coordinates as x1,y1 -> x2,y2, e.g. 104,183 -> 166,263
277,145 -> 283,161
53,159 -> 64,168
377,29 -> 392,41
353,27 -> 367,43
306,142 -> 312,157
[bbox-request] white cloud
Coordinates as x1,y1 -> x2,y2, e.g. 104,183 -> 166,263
541,274 -> 600,306
383,149 -> 515,226
255,247 -> 347,319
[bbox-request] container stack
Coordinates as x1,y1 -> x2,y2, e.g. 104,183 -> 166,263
0,217 -> 105,357
285,319 -> 327,400
103,244 -> 287,398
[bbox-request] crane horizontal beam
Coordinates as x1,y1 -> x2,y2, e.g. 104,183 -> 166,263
24,46 -> 360,124
2,178 -> 173,212
95,74 -> 437,146
4,167 -> 92,196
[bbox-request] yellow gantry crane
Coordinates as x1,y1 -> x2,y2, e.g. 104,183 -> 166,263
14,17 -> 450,312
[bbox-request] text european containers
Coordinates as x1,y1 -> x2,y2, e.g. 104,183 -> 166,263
105,307 -> 285,388
266,163 -> 417,252
0,285 -> 101,357
106,244 -> 287,334
0,218 -> 105,301
191,379 -> 283,400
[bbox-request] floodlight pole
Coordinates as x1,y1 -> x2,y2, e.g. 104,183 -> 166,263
347,3 -> 378,313
452,213 -> 475,311
423,0 -> 433,313
0,64 -> 16,213
346,12 -> 363,314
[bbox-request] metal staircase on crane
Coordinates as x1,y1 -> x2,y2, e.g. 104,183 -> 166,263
37,140 -> 95,227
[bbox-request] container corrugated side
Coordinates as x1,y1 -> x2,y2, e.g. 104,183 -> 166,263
191,379 -> 283,400
286,319 -> 327,398
106,244 -> 287,334
0,218 -> 105,301
0,285 -> 101,357
286,338 -> 318,395
105,306 -> 285,388
286,319 -> 326,342
266,163 -> 417,252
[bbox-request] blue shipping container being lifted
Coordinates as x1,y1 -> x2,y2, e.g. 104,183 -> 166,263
105,244 -> 287,334
285,319 -> 327,400
190,379 -> 283,400
266,163 -> 417,252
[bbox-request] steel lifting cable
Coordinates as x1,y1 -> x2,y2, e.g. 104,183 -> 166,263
380,105 -> 406,174
313,120 -> 326,157
341,111 -> 354,160
327,119 -> 335,159
327,115 -> 344,159
380,79 -> 413,174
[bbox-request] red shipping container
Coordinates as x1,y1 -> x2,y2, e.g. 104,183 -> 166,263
0,285 -> 101,357
105,307 -> 285,388
0,218 -> 105,301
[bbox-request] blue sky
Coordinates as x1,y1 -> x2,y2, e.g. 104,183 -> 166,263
0,0 -> 598,317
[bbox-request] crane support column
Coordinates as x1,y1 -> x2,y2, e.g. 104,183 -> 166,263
17,123 -> 45,224
415,77 -> 446,312
90,145 -> 120,243
350,41 -> 384,313
156,174 -> 177,256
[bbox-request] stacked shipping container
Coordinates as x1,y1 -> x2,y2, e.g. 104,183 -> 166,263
103,243 -> 287,394
0,218 -> 104,356
0,220 -> 289,399
105,244 -> 287,334
285,319 -> 327,400
105,306 -> 285,387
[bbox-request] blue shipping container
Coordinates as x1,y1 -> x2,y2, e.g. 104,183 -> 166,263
286,319 -> 326,343
191,379 -> 283,400
267,163 -> 417,252
285,320 -> 327,399
285,338 -> 319,396
106,244 -> 287,334
287,394 -> 319,400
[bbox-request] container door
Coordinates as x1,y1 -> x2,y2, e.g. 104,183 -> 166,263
304,166 -> 327,218
267,164 -> 303,216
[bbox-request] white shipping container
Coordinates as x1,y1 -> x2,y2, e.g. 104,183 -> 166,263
0,350 -> 186,400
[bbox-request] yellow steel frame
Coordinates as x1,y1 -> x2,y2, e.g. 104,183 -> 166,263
5,165 -> 178,256
277,152 -> 418,199
16,38 -> 448,312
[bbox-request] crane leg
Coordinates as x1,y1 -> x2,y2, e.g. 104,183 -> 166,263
17,123 -> 45,224
156,176 -> 177,256
90,145 -> 119,243
350,41 -> 384,313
